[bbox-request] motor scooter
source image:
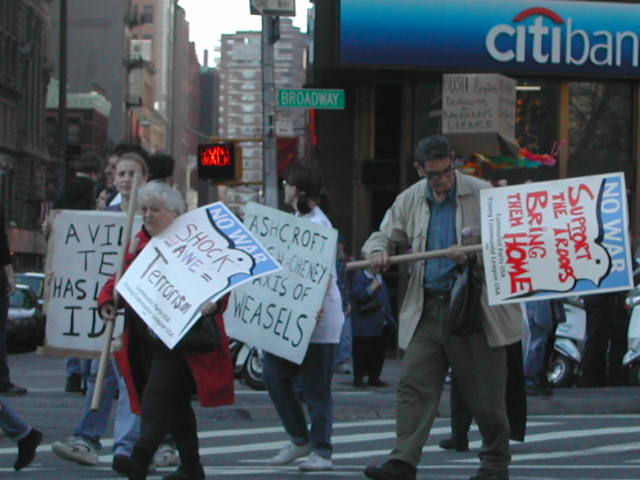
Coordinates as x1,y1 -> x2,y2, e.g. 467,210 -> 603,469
623,286 -> 640,385
547,297 -> 586,387
228,338 -> 265,390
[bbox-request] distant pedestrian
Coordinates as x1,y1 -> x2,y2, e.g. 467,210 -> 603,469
53,152 -> 102,393
350,268 -> 396,388
264,163 -> 345,472
0,211 -> 27,396
334,233 -> 353,374
439,342 -> 527,452
524,300 -> 564,395
579,292 -> 629,387
0,397 -> 42,471
147,153 -> 175,184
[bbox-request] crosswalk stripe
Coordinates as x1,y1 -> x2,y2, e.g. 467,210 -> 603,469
453,426 -> 640,463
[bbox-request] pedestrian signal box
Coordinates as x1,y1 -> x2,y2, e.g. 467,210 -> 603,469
197,142 -> 240,182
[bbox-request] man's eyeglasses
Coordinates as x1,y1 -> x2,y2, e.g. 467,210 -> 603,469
425,165 -> 454,181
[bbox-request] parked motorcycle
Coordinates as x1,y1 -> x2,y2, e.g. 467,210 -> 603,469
547,297 -> 586,387
623,286 -> 640,385
229,338 -> 265,390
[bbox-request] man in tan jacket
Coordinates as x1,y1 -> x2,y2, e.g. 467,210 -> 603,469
363,136 -> 522,480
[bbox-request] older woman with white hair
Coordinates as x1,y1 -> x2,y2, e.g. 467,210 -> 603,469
98,182 -> 235,480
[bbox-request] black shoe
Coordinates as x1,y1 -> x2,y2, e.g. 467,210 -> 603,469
353,378 -> 368,388
65,374 -> 83,393
0,383 -> 27,396
111,454 -> 146,479
364,459 -> 417,480
162,465 -> 205,480
14,428 -> 42,471
469,468 -> 509,480
368,378 -> 388,387
438,436 -> 469,451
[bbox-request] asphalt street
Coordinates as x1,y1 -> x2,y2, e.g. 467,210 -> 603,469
0,352 -> 639,479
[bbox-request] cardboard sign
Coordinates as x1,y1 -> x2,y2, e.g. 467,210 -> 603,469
442,73 -> 518,156
481,172 -> 634,305
117,202 -> 280,349
224,202 -> 338,364
43,210 -> 141,357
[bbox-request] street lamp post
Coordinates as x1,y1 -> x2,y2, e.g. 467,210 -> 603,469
261,15 -> 278,208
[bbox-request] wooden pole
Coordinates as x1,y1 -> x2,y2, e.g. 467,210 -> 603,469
91,173 -> 143,411
346,245 -> 482,271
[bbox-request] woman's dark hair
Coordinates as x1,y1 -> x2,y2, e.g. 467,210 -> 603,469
285,163 -> 321,215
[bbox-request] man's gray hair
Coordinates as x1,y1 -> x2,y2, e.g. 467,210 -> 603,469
138,181 -> 186,215
414,135 -> 453,165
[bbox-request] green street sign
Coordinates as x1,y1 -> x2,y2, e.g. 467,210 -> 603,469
278,89 -> 346,109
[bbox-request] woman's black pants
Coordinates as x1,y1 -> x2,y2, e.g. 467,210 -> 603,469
133,351 -> 200,472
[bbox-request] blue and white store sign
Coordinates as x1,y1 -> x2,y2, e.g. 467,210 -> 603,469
340,0 -> 640,77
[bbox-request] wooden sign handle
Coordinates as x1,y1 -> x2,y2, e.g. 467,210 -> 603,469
346,245 -> 482,271
91,173 -> 142,411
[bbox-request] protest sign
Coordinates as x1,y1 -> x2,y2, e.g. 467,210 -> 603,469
223,202 -> 338,364
117,202 -> 280,349
43,210 -> 142,356
481,172 -> 633,305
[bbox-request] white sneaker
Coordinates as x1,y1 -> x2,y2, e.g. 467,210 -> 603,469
268,442 -> 312,465
152,442 -> 180,467
298,452 -> 333,471
51,436 -> 99,465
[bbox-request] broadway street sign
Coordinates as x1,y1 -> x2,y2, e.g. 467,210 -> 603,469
278,88 -> 345,109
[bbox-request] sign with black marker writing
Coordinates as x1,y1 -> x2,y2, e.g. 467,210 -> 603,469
44,211 -> 142,356
224,202 -> 338,364
117,202 -> 280,349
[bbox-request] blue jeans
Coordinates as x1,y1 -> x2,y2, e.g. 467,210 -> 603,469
0,397 -> 31,441
263,343 -> 336,459
74,359 -> 140,455
65,357 -> 90,376
335,313 -> 352,366
524,300 -> 554,387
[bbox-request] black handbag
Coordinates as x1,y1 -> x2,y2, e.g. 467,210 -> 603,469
447,257 -> 483,336
174,313 -> 221,353
356,294 -> 382,314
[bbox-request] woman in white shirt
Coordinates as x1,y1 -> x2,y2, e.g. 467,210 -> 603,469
264,163 -> 344,472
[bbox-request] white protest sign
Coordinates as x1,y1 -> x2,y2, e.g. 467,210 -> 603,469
117,202 -> 280,349
481,172 -> 634,305
442,73 -> 516,136
224,202 -> 338,364
44,210 -> 142,356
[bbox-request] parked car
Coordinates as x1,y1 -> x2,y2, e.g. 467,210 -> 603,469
15,272 -> 45,307
7,284 -> 45,349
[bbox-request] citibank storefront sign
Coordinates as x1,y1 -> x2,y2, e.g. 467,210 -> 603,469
340,0 -> 640,76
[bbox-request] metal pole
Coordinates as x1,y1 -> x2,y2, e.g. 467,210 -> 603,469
58,0 -> 68,175
261,16 -> 278,207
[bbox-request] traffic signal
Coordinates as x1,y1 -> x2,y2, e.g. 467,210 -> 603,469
197,142 -> 240,183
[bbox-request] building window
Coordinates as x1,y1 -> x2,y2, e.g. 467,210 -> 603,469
142,5 -> 154,24
67,122 -> 80,144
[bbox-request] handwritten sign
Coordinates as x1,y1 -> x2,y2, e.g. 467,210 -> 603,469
117,202 -> 280,349
224,202 -> 338,364
44,211 -> 141,356
443,73 -> 515,136
481,172 -> 633,305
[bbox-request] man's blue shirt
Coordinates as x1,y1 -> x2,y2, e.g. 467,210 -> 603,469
424,181 -> 458,291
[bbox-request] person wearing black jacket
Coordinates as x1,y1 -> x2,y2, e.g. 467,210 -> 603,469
0,211 -> 27,395
54,153 -> 101,210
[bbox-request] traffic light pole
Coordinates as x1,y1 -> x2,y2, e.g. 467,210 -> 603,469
261,16 -> 278,208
